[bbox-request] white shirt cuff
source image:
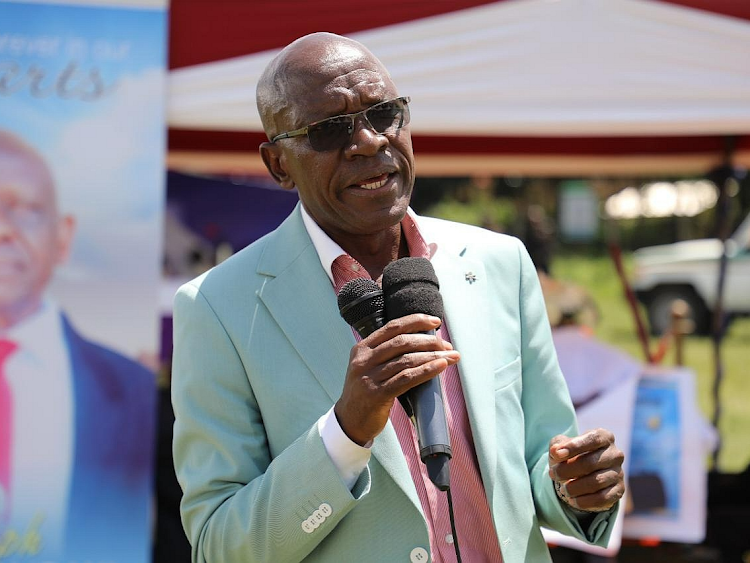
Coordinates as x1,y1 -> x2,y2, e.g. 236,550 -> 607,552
318,406 -> 371,490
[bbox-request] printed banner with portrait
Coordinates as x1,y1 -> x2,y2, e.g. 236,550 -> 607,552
0,1 -> 166,560
623,366 -> 717,544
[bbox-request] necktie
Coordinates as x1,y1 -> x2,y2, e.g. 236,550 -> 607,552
332,254 -> 369,294
0,338 -> 18,521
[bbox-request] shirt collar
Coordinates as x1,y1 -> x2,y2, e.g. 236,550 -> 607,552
5,298 -> 65,359
300,204 -> 433,285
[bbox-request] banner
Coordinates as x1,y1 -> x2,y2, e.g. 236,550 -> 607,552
0,1 -> 166,560
544,355 -> 717,554
623,366 -> 717,543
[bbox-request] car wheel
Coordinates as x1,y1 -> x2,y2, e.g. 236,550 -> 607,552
646,287 -> 711,336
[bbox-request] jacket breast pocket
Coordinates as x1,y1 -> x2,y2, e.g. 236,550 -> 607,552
494,356 -> 521,391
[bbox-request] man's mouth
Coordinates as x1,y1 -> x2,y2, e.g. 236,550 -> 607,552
355,173 -> 390,190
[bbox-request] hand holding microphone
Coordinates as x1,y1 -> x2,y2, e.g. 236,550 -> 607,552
337,258 -> 457,490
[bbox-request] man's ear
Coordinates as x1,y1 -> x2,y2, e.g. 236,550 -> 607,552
55,214 -> 76,265
259,142 -> 295,190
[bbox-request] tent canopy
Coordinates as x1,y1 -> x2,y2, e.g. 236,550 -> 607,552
167,0 -> 750,176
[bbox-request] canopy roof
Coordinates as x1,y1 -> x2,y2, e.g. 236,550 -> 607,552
167,0 -> 750,176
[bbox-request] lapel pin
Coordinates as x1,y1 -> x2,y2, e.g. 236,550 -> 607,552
465,271 -> 477,284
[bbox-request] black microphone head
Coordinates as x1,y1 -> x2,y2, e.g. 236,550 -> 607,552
337,278 -> 384,327
382,257 -> 444,321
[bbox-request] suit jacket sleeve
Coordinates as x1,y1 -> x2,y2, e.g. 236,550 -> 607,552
171,281 -> 371,563
514,239 -> 618,545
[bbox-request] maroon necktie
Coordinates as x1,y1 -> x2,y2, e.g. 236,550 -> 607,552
0,339 -> 18,521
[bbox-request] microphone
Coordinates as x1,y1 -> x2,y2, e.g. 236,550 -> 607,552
382,257 -> 452,491
337,278 -> 385,339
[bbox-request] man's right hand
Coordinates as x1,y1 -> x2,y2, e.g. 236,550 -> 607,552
334,313 -> 460,446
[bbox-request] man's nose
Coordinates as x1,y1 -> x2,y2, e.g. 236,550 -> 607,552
345,115 -> 388,157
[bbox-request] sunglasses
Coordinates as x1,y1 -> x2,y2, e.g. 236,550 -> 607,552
271,96 -> 411,152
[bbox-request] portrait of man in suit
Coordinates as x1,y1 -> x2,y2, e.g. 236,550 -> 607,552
0,129 -> 155,561
172,33 -> 625,563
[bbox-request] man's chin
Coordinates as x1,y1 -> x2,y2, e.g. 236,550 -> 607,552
361,205 -> 409,233
0,293 -> 41,327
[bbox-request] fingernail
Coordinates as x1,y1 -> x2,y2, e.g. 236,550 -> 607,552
442,351 -> 460,361
556,448 -> 569,458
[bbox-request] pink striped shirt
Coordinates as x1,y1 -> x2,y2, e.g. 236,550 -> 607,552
331,213 -> 503,563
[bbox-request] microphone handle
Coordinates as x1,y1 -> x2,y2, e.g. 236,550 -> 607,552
404,329 -> 452,491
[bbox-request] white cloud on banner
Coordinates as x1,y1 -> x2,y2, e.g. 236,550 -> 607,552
48,67 -> 165,281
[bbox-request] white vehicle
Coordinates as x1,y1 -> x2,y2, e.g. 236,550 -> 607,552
632,213 -> 750,335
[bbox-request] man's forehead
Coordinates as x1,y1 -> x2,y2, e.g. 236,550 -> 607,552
326,68 -> 387,92
317,41 -> 369,69
287,65 -> 393,115
0,149 -> 56,203
258,33 -> 396,132
321,69 -> 389,103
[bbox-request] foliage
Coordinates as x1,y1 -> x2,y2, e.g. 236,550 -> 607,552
553,253 -> 750,474
423,197 -> 518,234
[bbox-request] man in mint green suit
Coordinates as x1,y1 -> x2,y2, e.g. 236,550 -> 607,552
172,33 -> 625,563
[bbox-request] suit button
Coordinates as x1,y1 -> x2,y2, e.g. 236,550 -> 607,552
301,520 -> 315,534
312,509 -> 325,524
319,503 -> 332,517
410,547 -> 429,562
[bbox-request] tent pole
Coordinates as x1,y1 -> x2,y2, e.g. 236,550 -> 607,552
709,136 -> 736,470
608,241 -> 654,364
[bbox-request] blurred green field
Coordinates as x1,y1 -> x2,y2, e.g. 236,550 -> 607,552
552,253 -> 750,474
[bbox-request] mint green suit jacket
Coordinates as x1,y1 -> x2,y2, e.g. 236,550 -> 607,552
172,205 -> 617,562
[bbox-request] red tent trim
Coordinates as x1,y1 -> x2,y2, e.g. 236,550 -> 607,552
168,129 -> 750,157
168,0 -> 502,69
168,0 -> 750,70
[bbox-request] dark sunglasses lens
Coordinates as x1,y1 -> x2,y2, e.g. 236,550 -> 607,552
308,117 -> 353,151
367,100 -> 409,133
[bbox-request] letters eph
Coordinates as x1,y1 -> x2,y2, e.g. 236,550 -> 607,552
0,514 -> 44,559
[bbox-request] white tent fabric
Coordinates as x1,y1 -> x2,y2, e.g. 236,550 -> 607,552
168,0 -> 750,137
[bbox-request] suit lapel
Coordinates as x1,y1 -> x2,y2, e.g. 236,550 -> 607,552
429,232 -> 499,504
63,316 -> 119,534
256,206 -> 353,403
256,207 -> 421,510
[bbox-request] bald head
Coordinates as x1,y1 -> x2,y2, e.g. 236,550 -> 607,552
0,130 -> 56,205
256,32 -> 392,139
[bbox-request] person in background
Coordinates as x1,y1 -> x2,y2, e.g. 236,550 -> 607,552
172,32 -> 625,563
538,273 -> 640,410
523,204 -> 555,275
0,129 -> 155,560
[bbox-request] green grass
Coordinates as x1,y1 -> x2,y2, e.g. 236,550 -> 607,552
552,252 -> 750,474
